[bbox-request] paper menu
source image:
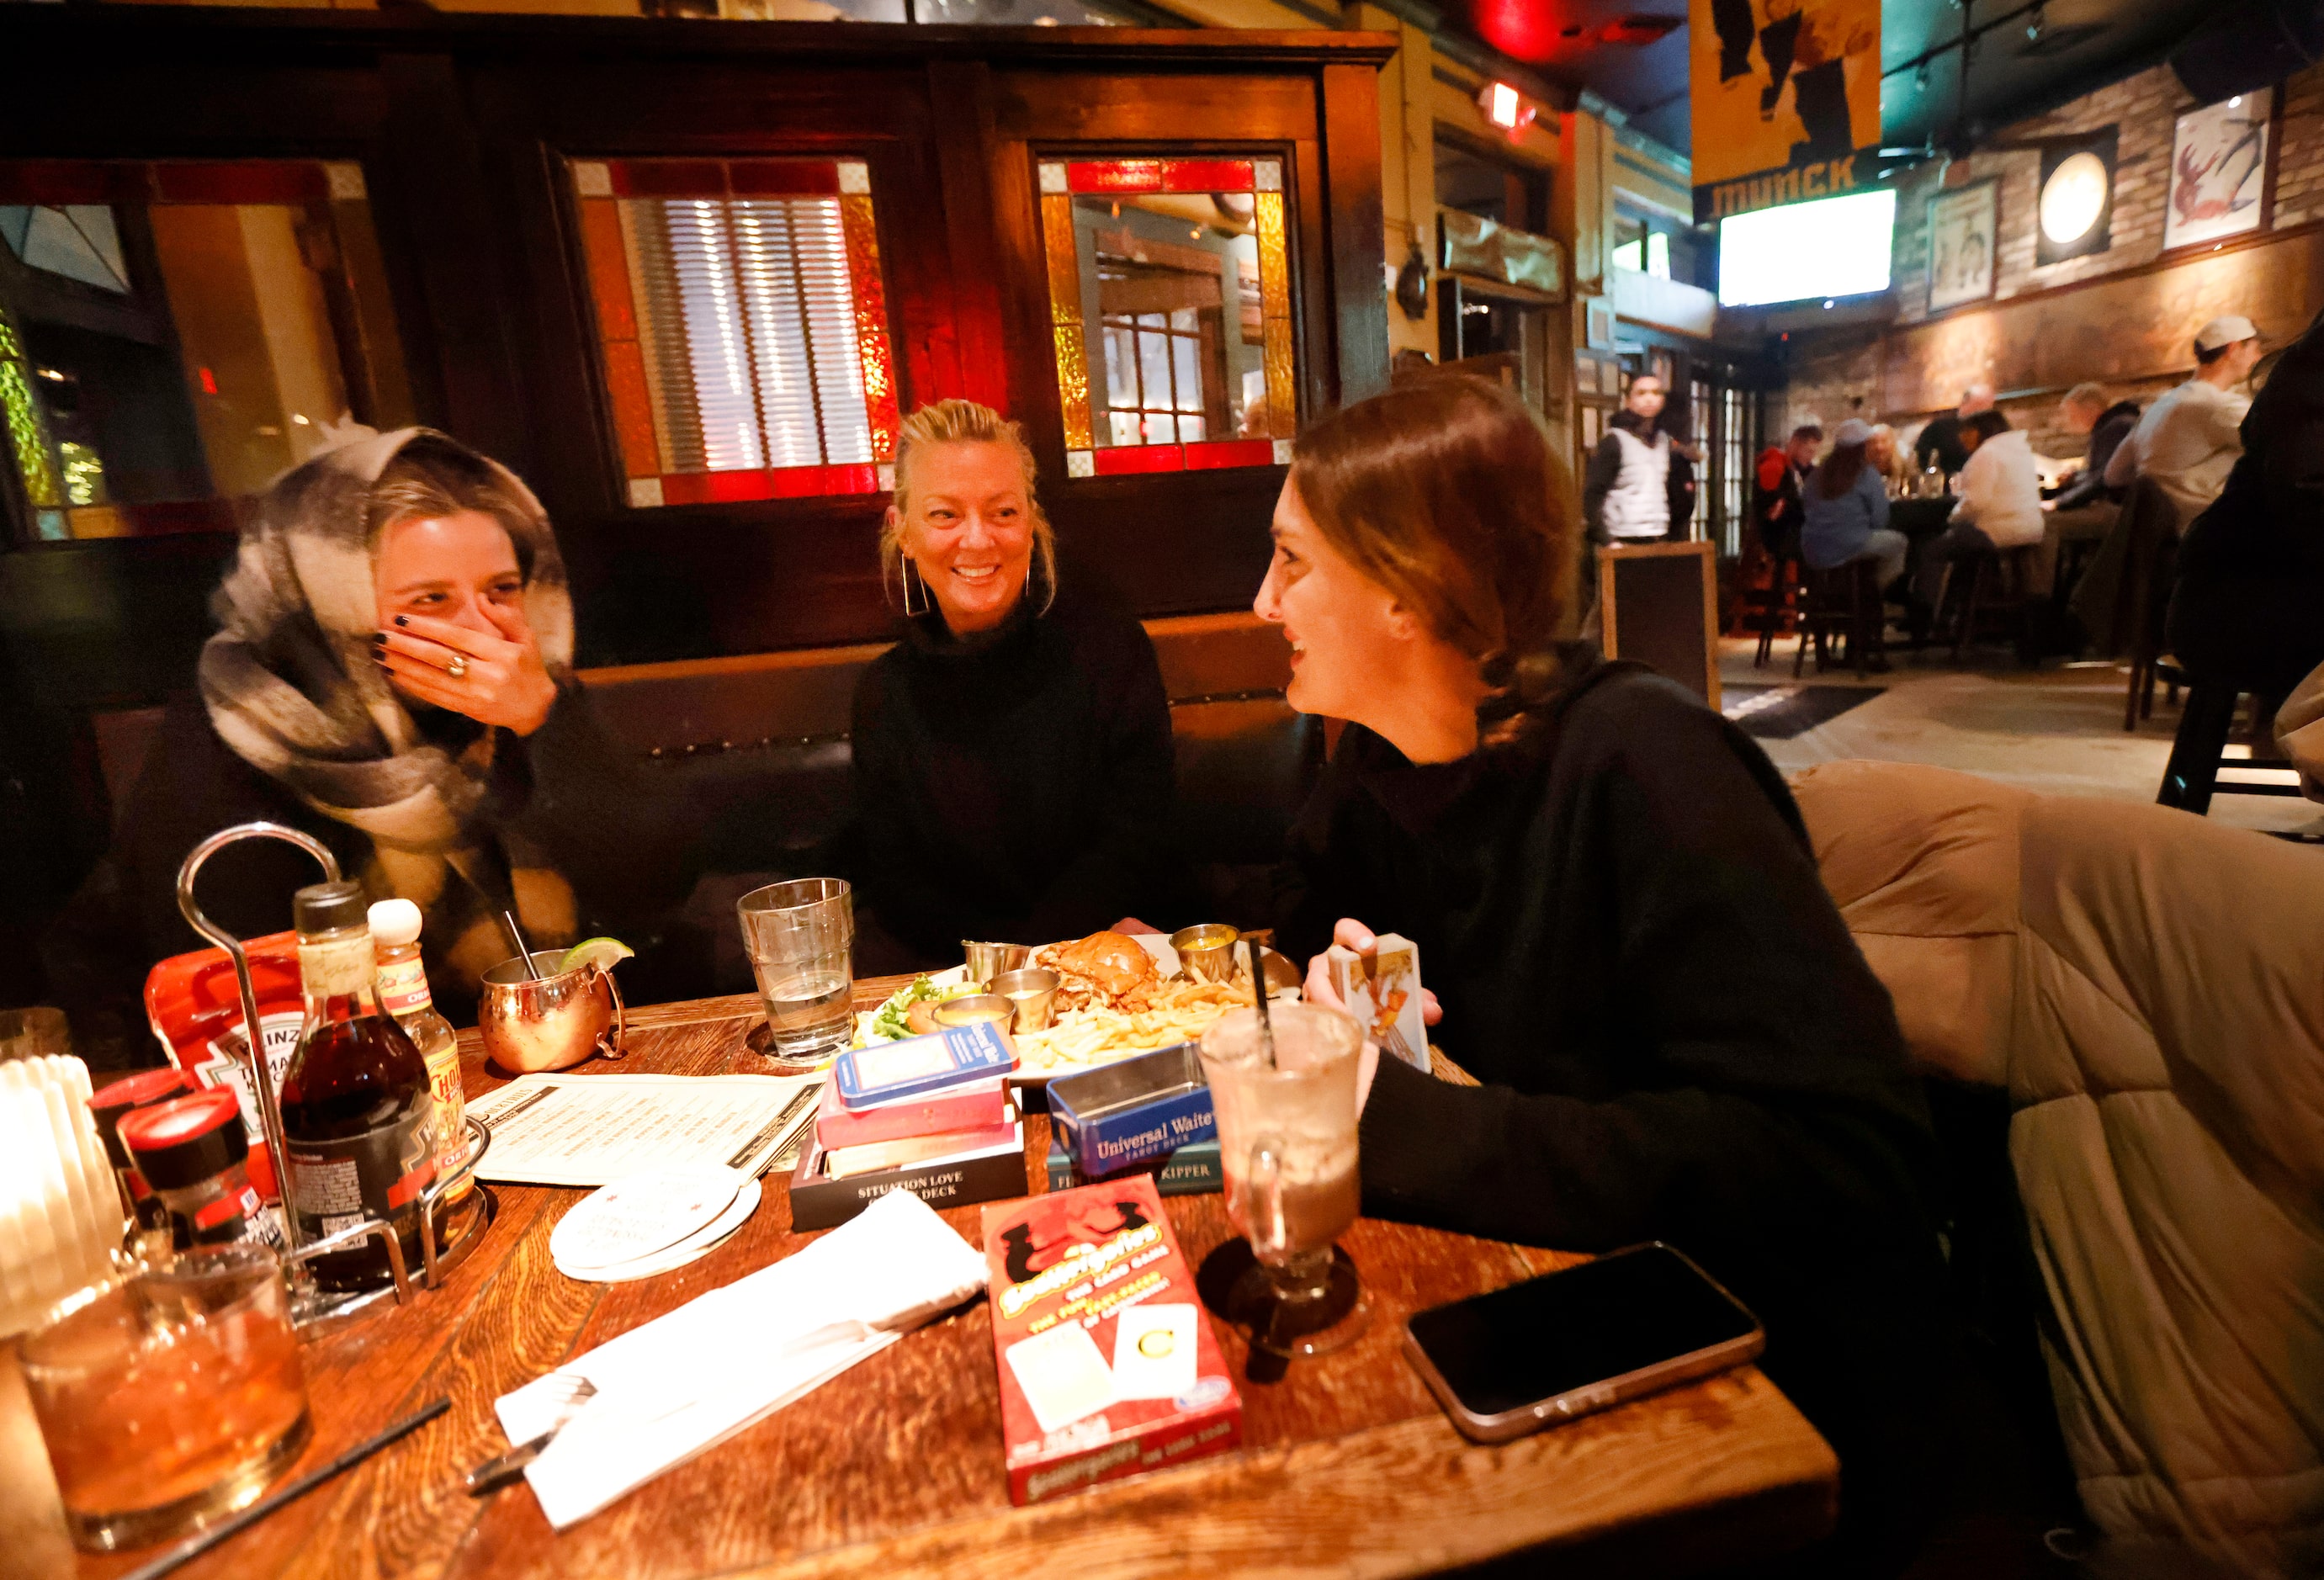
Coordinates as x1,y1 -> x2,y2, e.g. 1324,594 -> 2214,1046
466,1073 -> 820,1187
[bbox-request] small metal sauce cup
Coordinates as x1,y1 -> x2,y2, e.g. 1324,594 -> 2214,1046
988,967 -> 1061,1033
1170,923 -> 1240,984
962,941 -> 1030,986
932,994 -> 1015,1031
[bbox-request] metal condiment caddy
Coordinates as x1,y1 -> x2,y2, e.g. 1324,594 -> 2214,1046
175,822 -> 496,1329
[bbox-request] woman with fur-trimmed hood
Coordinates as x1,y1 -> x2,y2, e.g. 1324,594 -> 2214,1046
46,428 -> 682,1059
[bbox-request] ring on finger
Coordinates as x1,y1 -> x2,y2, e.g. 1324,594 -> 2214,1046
446,654 -> 470,680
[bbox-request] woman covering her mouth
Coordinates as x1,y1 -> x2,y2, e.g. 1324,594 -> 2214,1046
841,400 -> 1175,968
1260,374 -> 1950,1576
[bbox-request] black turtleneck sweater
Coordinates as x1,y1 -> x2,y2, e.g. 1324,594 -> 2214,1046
846,586 -> 1174,962
1276,656 -> 1949,1572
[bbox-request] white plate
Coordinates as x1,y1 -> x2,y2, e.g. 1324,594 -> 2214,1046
549,1164 -> 745,1273
557,1179 -> 762,1284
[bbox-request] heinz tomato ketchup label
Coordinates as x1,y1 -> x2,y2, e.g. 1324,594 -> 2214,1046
144,931 -> 306,1202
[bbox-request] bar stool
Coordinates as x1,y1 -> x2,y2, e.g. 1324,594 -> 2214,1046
2157,678 -> 2301,814
1745,551 -> 1801,669
1939,546 -> 2036,665
1794,559 -> 1885,679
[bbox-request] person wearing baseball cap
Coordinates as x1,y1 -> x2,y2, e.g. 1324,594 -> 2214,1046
2103,314 -> 2263,528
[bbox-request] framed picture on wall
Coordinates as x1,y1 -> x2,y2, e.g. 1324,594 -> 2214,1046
2164,89 -> 2274,252
1926,178 -> 1998,312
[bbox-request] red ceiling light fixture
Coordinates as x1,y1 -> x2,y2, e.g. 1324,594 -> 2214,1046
1479,80 -> 1538,138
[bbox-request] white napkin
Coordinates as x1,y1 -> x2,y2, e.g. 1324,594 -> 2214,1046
496,1188 -> 988,1530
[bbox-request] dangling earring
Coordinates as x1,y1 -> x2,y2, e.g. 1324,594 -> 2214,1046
902,557 -> 931,618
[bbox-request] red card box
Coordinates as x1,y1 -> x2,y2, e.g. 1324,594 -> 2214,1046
981,1175 -> 1241,1505
814,1069 -> 1008,1151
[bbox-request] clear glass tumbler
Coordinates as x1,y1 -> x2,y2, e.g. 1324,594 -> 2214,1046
1197,1001 -> 1369,1357
738,878 -> 856,1068
21,1243 -> 311,1551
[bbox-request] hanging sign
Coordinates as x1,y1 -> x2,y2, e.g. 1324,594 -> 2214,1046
1690,0 -> 1883,223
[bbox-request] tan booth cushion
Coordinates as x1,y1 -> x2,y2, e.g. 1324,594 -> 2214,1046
1793,760 -> 2324,1577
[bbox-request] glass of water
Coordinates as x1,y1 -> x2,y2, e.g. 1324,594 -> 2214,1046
737,878 -> 855,1070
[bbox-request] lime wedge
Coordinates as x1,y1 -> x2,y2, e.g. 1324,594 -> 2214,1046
560,936 -> 635,973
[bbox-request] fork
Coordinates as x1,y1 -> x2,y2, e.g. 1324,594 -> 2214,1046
463,1375 -> 597,1496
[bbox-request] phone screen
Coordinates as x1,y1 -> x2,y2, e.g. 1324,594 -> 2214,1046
1407,1245 -> 1759,1418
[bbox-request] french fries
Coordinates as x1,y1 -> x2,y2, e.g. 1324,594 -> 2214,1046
1012,975 -> 1256,1074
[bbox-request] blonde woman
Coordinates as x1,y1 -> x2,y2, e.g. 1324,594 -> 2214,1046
846,400 -> 1173,966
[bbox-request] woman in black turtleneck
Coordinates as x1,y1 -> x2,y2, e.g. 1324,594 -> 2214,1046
845,400 -> 1174,968
1263,374 -> 1950,1576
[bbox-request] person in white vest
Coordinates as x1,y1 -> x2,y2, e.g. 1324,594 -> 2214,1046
1582,374 -> 1675,546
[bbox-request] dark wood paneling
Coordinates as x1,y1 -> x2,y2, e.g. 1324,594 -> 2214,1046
1320,61 -> 1390,411
0,10 -> 1395,927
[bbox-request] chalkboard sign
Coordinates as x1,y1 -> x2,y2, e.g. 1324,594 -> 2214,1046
1597,542 -> 1721,709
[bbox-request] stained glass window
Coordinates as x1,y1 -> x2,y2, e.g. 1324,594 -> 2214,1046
1037,157 -> 1295,479
0,160 -> 410,544
569,158 -> 899,507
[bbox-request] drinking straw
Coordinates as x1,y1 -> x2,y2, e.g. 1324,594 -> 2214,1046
118,1397 -> 451,1580
501,910 -> 544,980
1245,937 -> 1276,1068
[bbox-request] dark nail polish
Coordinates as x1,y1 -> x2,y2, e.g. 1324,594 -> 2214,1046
370,633 -> 387,649
394,615 -> 410,627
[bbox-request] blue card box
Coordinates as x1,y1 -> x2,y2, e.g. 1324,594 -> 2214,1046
1047,1042 -> 1215,1178
834,1021 -> 1015,1107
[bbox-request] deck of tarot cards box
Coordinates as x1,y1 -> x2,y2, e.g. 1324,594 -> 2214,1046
981,1174 -> 1240,1504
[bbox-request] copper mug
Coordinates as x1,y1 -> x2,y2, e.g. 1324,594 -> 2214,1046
479,952 -> 624,1074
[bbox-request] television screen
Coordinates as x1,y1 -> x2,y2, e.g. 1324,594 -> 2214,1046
1717,189 -> 1897,308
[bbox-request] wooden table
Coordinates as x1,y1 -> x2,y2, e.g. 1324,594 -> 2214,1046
2,982 -> 1838,1579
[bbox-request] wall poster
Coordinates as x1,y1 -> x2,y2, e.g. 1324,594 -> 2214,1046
1690,0 -> 1882,223
2165,89 -> 2273,252
1926,178 -> 1997,313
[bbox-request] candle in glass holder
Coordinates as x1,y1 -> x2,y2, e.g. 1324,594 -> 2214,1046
1,1054 -> 127,1339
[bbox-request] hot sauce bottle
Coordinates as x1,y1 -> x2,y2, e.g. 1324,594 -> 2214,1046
369,899 -> 470,1203
279,880 -> 437,1291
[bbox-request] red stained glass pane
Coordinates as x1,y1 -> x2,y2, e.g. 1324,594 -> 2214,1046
1065,159 -> 1255,194
1090,445 -> 1186,477
656,465 -> 880,506
1181,439 -> 1277,471
608,160 -> 731,199
602,340 -> 661,481
728,161 -> 841,198
0,161 -> 149,206
578,201 -> 636,344
152,162 -> 331,205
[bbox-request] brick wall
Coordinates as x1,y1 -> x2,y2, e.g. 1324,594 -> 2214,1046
1783,59 -> 2324,439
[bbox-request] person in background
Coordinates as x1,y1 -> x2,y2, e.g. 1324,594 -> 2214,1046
2047,383 -> 2139,514
1801,419 -> 1908,668
1753,422 -> 1823,559
43,428 -> 682,1058
1913,409 -> 2045,612
1582,373 -> 1675,547
1667,417 -> 1701,539
1913,382 -> 1996,480
2168,305 -> 2324,752
845,399 -> 1173,969
2105,315 -> 2262,528
1866,423 -> 1909,494
1257,374 -> 1948,1575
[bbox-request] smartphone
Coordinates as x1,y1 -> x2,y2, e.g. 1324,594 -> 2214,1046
1403,1243 -> 1764,1444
